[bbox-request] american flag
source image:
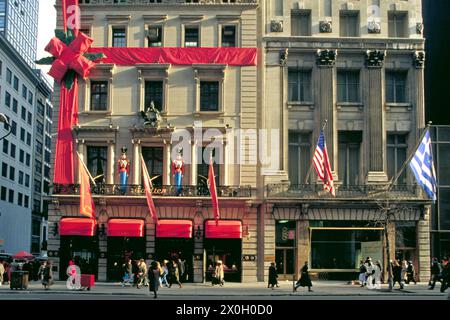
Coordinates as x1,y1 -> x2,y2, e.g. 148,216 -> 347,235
313,130 -> 335,196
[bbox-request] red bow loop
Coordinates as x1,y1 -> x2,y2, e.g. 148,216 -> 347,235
45,37 -> 67,58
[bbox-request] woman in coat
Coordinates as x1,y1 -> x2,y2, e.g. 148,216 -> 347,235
212,260 -> 225,286
148,261 -> 162,298
168,260 -> 182,288
294,261 -> 313,292
267,262 -> 278,289
392,260 -> 404,289
41,261 -> 53,290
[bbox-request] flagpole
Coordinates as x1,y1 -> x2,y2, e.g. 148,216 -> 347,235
76,151 -> 97,186
304,120 -> 328,184
386,122 -> 432,192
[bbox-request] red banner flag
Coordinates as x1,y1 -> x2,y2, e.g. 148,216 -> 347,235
208,156 -> 220,224
140,154 -> 159,224
78,155 -> 95,218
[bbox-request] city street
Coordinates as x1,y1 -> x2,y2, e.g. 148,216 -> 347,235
0,280 -> 448,300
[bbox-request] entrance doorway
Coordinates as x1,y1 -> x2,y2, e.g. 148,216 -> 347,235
107,236 -> 146,281
59,236 -> 99,280
204,238 -> 242,282
275,220 -> 296,279
275,248 -> 294,278
155,238 -> 194,282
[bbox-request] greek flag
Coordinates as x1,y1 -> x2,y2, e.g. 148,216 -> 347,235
409,129 -> 437,201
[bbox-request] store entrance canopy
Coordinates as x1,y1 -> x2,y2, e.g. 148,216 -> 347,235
205,220 -> 242,239
107,219 -> 144,237
156,220 -> 193,238
60,218 -> 96,236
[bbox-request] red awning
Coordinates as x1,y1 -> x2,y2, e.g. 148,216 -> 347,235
60,218 -> 96,236
107,219 -> 145,237
205,220 -> 242,239
156,220 -> 193,238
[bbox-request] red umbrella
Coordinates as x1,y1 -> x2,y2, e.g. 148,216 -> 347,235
12,251 -> 34,260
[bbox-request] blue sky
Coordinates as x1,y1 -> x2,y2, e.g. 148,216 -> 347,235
36,1 -> 56,81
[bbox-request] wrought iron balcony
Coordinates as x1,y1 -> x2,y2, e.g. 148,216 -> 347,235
52,184 -> 252,198
266,184 -> 424,200
78,0 -> 258,5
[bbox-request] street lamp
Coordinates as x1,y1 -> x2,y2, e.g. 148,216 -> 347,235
0,113 -> 12,141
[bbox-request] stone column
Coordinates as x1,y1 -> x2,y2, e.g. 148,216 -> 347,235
164,141 -> 171,185
316,50 -> 338,174
296,219 -> 310,280
75,139 -> 85,184
132,139 -> 141,184
417,205 -> 431,282
413,51 -> 426,138
222,139 -> 228,186
365,50 -> 388,183
107,141 -> 115,184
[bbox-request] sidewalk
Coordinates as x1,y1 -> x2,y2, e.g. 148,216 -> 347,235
1,280 -> 447,297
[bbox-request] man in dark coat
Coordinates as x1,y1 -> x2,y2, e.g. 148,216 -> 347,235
440,257 -> 449,293
268,262 -> 278,289
429,257 -> 442,290
148,261 -> 161,298
294,261 -> 313,292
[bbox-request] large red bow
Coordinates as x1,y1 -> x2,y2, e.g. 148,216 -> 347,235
45,32 -> 96,84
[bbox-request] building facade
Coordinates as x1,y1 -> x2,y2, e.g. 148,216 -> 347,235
0,34 -> 53,255
261,0 -> 431,281
0,0 -> 39,68
47,0 -> 260,282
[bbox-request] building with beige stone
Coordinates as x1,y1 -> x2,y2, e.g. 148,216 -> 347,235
261,0 -> 431,282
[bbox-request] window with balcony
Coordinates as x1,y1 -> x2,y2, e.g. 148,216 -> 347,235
337,71 -> 360,103
288,69 -> 312,103
291,10 -> 311,36
147,26 -> 162,47
200,81 -> 219,111
112,27 -> 126,47
386,71 -> 407,103
197,147 -> 220,188
90,81 -> 108,111
142,147 -> 163,187
184,26 -> 199,47
87,146 -> 107,184
288,132 -> 311,185
388,12 -> 408,38
221,25 -> 236,47
387,134 -> 408,185
144,81 -> 163,112
338,131 -> 362,186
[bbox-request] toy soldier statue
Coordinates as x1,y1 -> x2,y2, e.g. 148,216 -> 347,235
118,147 -> 130,194
172,148 -> 185,196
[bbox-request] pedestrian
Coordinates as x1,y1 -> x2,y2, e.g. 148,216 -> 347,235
178,258 -> 186,283
137,259 -> 148,289
132,260 -> 139,287
401,259 -> 408,285
121,259 -> 133,287
392,260 -> 404,289
365,257 -> 376,290
169,260 -> 183,288
358,260 -> 367,287
406,261 -> 416,285
294,261 -> 313,292
440,257 -> 449,293
148,261 -> 162,299
212,260 -> 224,286
160,260 -> 169,287
41,261 -> 53,290
0,261 -> 4,287
429,257 -> 442,290
268,262 -> 278,289
374,260 -> 382,289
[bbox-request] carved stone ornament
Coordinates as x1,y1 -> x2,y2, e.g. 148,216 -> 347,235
367,20 -> 381,34
270,20 -> 283,32
413,51 -> 425,68
319,20 -> 332,33
365,50 -> 385,67
140,101 -> 161,128
279,48 -> 288,66
316,49 -> 337,66
416,22 -> 424,35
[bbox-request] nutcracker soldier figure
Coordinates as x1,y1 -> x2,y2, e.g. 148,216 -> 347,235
118,147 -> 130,194
172,148 -> 185,196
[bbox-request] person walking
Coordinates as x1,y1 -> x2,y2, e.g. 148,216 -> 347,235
429,257 -> 442,290
294,261 -> 313,292
0,261 -> 4,287
392,260 -> 404,289
178,258 -> 186,283
160,260 -> 169,287
121,259 -> 133,287
401,259 -> 408,285
148,261 -> 162,299
132,260 -> 139,287
440,257 -> 449,293
169,260 -> 183,288
358,260 -> 367,287
212,260 -> 225,286
41,261 -> 53,290
137,259 -> 148,289
406,261 -> 416,285
365,257 -> 376,290
374,260 -> 382,289
268,262 -> 278,289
